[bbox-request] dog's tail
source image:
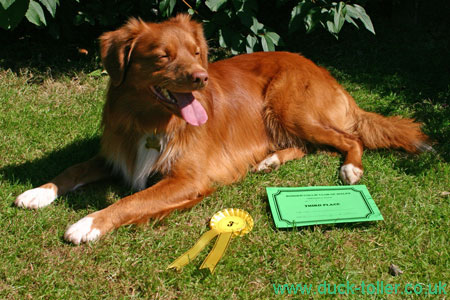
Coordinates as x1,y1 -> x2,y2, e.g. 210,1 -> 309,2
354,109 -> 433,153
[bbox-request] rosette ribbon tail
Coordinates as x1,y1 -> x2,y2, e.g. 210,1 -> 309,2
167,229 -> 220,271
199,231 -> 233,273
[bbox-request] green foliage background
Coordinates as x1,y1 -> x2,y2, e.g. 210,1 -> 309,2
1,0 -> 375,53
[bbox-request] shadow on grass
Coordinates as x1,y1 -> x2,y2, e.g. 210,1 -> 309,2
1,137 -> 100,186
0,137 -> 129,211
314,145 -> 438,178
0,26 -> 102,85
370,149 -> 443,176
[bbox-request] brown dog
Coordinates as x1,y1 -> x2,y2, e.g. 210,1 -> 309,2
15,15 -> 429,244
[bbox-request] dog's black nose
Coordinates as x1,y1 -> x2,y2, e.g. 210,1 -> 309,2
192,71 -> 208,85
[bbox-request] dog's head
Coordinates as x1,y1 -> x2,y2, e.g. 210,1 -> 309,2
100,15 -> 209,126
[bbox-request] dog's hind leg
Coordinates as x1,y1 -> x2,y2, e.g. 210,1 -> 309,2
15,156 -> 111,209
295,124 -> 364,184
254,148 -> 305,172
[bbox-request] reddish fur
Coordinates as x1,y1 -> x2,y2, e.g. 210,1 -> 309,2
17,15 -> 429,242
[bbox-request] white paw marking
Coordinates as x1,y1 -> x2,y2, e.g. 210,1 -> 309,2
15,187 -> 57,209
64,217 -> 101,245
340,163 -> 363,185
256,154 -> 281,172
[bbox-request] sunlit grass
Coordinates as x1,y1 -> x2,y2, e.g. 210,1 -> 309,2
0,48 -> 448,299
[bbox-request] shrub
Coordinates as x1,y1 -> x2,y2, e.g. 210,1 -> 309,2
1,0 -> 375,53
0,0 -> 58,29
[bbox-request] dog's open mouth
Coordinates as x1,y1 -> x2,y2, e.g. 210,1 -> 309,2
150,86 -> 208,126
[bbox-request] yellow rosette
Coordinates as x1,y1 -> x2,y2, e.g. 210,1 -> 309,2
167,208 -> 253,273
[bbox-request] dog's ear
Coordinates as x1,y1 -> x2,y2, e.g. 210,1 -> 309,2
99,19 -> 143,86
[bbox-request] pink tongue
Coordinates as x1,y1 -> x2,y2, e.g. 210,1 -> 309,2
172,92 -> 208,126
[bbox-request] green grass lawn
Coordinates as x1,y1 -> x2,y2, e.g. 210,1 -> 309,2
1,24 -> 449,299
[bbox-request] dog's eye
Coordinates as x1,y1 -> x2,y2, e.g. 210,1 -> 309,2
159,54 -> 170,61
195,51 -> 200,56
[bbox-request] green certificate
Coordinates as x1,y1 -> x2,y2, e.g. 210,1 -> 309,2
266,185 -> 383,228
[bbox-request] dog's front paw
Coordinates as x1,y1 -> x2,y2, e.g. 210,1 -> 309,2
340,163 -> 363,185
255,154 -> 281,173
64,216 -> 102,245
15,186 -> 57,209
